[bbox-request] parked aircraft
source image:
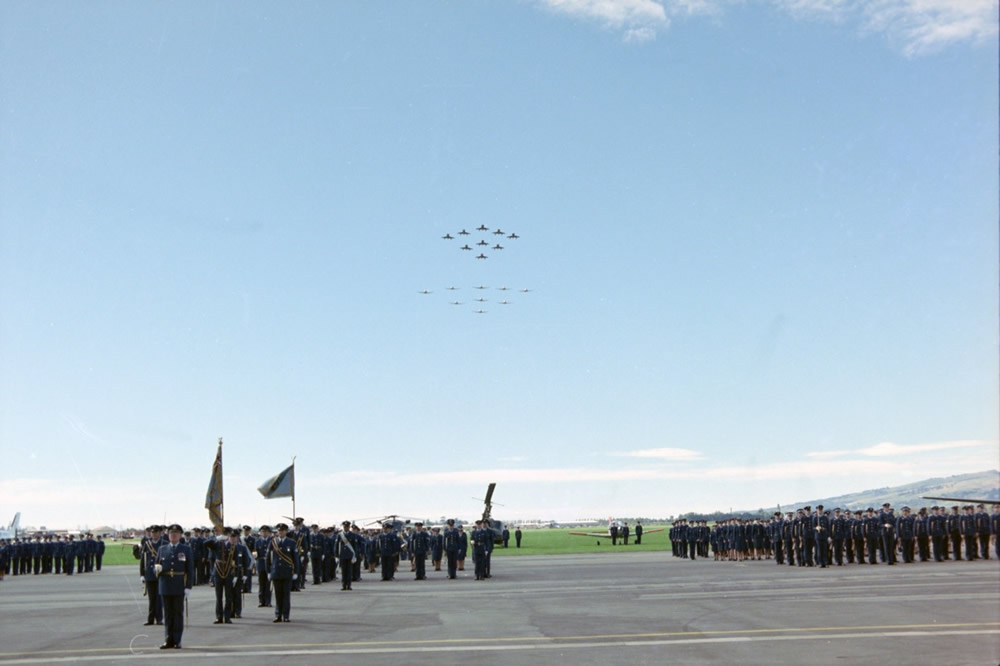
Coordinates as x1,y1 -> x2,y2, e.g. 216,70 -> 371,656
569,519 -> 664,541
0,513 -> 21,540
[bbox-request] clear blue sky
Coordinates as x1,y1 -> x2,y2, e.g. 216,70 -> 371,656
1,1 -> 997,530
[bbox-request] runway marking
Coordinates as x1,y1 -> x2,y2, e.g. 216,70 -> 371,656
2,622 -> 998,661
1,629 -> 998,662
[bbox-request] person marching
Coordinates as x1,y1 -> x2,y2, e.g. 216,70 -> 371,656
267,523 -> 299,623
154,524 -> 193,649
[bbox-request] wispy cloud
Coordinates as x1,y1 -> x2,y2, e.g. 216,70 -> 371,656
807,439 -> 992,459
612,447 -> 704,460
535,0 -> 998,53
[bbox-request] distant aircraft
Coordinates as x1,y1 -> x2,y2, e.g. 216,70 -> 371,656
475,297 -> 487,302
0,513 -> 21,540
450,301 -> 462,306
441,233 -> 454,240
499,300 -> 510,305
569,519 -> 664,541
493,228 -> 505,235
507,233 -> 519,239
475,285 -> 488,290
520,288 -> 532,293
497,286 -> 510,291
477,240 -> 489,246
418,290 -> 432,294
476,253 -> 488,259
458,229 -> 470,235
492,244 -> 503,250
475,309 -> 487,314
476,224 -> 489,232
447,286 -> 459,291
461,244 -> 472,251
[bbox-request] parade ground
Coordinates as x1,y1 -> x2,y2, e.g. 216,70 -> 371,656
1,553 -> 998,665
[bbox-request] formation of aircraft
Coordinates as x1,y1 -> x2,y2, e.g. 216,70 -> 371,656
0,513 -> 21,540
418,285 -> 534,314
440,225 -> 520,260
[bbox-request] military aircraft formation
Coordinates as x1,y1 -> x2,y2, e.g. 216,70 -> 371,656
441,224 -> 520,261
421,225 -> 530,314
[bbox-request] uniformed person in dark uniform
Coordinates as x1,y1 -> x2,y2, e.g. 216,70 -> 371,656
635,522 -> 644,545
915,508 -> 930,562
896,507 -> 915,563
211,528 -> 242,624
974,504 -> 991,559
254,525 -> 272,607
338,522 -> 356,589
140,525 -> 165,626
377,523 -> 402,581
472,521 -> 488,580
309,524 -> 324,585
443,519 -> 459,579
410,522 -> 430,580
155,524 -> 193,649
267,523 -> 298,622
292,518 -> 309,590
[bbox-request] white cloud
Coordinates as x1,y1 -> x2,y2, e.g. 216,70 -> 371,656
536,0 -> 998,53
613,446 -> 704,460
539,0 -> 671,41
808,439 -> 994,459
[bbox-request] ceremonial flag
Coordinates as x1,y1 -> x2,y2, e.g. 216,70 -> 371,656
205,439 -> 224,532
258,463 -> 294,500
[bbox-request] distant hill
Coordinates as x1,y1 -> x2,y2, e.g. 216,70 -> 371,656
773,470 -> 1000,512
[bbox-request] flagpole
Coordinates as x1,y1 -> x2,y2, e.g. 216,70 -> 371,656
291,456 -> 296,522
219,437 -> 224,529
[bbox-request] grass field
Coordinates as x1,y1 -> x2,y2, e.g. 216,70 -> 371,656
97,527 -> 672,566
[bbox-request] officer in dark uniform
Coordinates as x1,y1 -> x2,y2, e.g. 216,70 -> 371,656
96,536 -> 105,570
502,527 -> 510,548
896,507 -> 915,563
410,522 -> 430,580
309,524 -> 325,585
155,524 -> 193,649
782,512 -> 796,566
974,504 -> 991,559
337,522 -> 356,589
323,528 -> 337,582
610,522 -> 619,546
240,526 -> 255,595
211,528 -> 242,624
377,523 -> 402,581
292,518 -> 309,590
140,525 -> 165,626
351,524 -> 366,581
991,505 -> 1000,560
443,519 -> 459,579
813,506 -> 830,568
635,522 -> 644,545
457,525 -> 468,570
472,521 -> 488,580
880,505 -> 897,564
929,506 -> 946,562
254,525 -> 272,607
852,511 -> 866,564
515,527 -> 522,548
947,506 -> 963,560
960,505 -> 977,560
915,508 -> 930,562
267,523 -> 298,622
830,508 -> 846,565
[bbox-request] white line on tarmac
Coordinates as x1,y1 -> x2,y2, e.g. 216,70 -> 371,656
1,629 -> 997,663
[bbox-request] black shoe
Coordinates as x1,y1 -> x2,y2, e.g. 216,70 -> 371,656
273,618 -> 283,623
156,621 -> 163,625
258,604 -> 266,608
214,619 -> 223,624
224,619 -> 232,624
143,621 -> 154,626
160,643 -> 174,650
283,618 -> 290,623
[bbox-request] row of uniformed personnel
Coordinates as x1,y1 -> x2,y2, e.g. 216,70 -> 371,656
670,503 -> 999,567
0,534 -> 106,577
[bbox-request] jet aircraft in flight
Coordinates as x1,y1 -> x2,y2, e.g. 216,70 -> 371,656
442,233 -> 454,240
461,244 -> 472,251
476,253 -> 488,259
458,229 -> 470,235
477,224 -> 489,232
508,233 -> 519,239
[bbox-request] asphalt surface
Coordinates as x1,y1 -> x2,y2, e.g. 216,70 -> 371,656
1,553 -> 998,664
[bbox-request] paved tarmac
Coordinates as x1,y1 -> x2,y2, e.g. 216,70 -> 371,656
1,553 -> 998,664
